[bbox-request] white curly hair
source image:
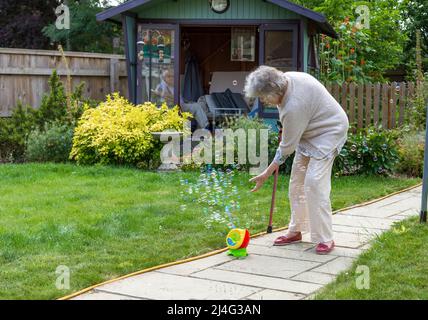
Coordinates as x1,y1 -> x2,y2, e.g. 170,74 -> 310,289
244,65 -> 288,99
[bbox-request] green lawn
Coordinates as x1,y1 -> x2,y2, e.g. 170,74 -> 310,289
0,163 -> 421,300
314,217 -> 428,299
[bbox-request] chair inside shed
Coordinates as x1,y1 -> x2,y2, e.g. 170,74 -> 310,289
179,26 -> 259,99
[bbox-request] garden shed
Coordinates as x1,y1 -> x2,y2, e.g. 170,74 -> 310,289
97,0 -> 336,119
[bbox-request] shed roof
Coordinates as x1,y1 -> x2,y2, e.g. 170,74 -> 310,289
97,0 -> 337,38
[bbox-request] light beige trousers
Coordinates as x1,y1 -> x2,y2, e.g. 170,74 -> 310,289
287,149 -> 338,243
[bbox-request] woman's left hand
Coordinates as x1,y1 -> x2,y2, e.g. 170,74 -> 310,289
249,172 -> 269,192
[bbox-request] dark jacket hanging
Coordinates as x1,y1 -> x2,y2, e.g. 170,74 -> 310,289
183,54 -> 204,102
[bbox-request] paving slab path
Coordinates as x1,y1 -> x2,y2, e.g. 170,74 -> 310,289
71,184 -> 423,300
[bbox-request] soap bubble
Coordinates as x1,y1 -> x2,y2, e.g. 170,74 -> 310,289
350,144 -> 357,152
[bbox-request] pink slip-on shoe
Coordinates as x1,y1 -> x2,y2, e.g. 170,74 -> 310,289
316,241 -> 335,255
273,232 -> 302,246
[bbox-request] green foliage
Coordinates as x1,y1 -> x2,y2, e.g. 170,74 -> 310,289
401,0 -> 428,76
70,93 -> 192,166
42,0 -> 123,54
0,70 -> 93,163
36,70 -> 92,129
0,102 -> 38,162
395,129 -> 425,178
207,116 -> 294,174
25,122 -> 74,163
333,124 -> 401,176
297,0 -> 407,82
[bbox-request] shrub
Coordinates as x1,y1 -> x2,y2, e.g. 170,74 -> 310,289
0,70 -> 94,163
70,93 -> 192,166
405,79 -> 428,132
0,102 -> 38,163
26,122 -> 74,163
394,129 -> 425,178
333,124 -> 401,176
207,116 -> 295,174
35,70 -> 95,129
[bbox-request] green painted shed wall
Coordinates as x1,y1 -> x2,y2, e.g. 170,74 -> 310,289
136,0 -> 301,20
124,15 -> 137,102
303,18 -> 309,72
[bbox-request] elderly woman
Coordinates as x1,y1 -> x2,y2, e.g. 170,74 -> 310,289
245,66 -> 349,255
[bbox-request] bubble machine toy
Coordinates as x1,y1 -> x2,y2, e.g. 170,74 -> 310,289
226,228 -> 250,258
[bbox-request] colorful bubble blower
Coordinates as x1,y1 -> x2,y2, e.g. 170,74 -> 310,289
226,228 -> 250,258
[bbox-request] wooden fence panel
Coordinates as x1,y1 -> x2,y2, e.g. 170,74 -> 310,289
0,48 -> 128,117
373,83 -> 380,127
390,82 -> 398,128
365,83 -> 372,127
398,82 -> 406,126
349,83 -> 355,131
341,82 -> 347,113
381,84 -> 389,129
357,84 -> 364,129
324,82 -> 415,130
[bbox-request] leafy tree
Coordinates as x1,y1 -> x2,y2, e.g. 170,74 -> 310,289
43,0 -> 123,53
0,0 -> 59,49
294,0 -> 407,82
401,0 -> 428,78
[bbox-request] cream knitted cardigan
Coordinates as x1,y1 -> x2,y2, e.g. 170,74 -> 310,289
273,71 -> 349,165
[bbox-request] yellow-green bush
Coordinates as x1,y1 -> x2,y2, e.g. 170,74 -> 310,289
70,93 -> 192,166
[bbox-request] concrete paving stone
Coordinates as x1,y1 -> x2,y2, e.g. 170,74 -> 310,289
290,271 -> 337,285
73,291 -> 142,300
249,232 -> 284,247
157,253 -> 234,276
339,206 -> 407,219
387,208 -> 419,218
192,269 -> 322,295
387,215 -> 407,221
332,224 -> 383,236
332,215 -> 394,230
312,257 -> 355,275
370,193 -> 418,208
246,289 -> 305,300
302,232 -> 368,249
323,246 -> 362,258
214,254 -> 321,279
248,244 -> 336,263
376,198 -> 420,212
251,234 -> 315,251
92,272 -> 260,300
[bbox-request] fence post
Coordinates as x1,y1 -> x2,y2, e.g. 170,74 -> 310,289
110,58 -> 119,93
420,103 -> 428,223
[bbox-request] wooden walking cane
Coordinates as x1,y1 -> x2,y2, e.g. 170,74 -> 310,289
267,120 -> 283,233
